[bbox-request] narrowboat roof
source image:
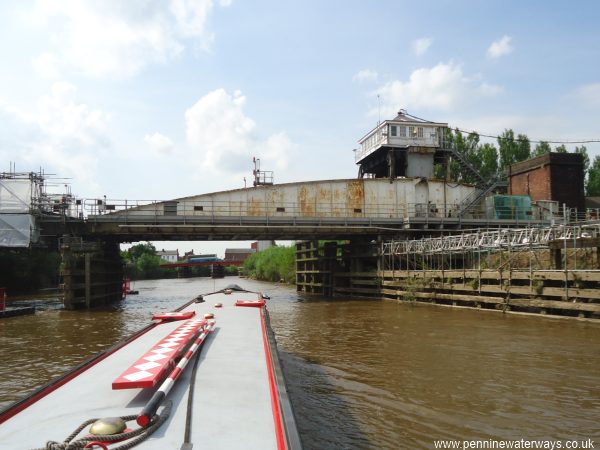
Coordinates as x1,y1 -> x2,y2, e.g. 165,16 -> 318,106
0,289 -> 301,449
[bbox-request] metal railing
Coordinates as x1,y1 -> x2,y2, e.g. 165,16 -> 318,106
383,222 -> 600,256
30,194 -> 600,228
77,198 -> 556,223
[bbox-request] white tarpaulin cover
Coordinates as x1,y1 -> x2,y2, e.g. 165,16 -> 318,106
0,178 -> 32,213
0,214 -> 36,247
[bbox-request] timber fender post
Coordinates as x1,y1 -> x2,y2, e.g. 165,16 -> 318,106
296,240 -> 330,295
295,239 -> 381,298
373,269 -> 600,320
60,237 -> 124,309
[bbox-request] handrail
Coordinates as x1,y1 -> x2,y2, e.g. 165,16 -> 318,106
31,195 -> 600,226
76,198 -> 553,223
383,222 -> 600,256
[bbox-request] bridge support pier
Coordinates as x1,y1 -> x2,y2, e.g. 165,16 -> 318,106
295,239 -> 379,297
295,241 -> 328,295
61,237 -> 123,309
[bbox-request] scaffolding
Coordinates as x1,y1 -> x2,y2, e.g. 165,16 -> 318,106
0,171 -> 84,247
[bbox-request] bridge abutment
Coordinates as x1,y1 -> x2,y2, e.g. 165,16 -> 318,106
60,237 -> 123,309
295,239 -> 379,297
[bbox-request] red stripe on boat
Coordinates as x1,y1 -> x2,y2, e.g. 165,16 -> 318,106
112,318 -> 206,390
260,307 -> 286,450
170,367 -> 183,381
0,323 -> 157,425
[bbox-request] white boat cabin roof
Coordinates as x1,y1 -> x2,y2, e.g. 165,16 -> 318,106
0,289 -> 298,450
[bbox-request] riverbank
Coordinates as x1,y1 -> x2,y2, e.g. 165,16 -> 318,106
0,250 -> 60,296
332,269 -> 600,321
243,245 -> 295,283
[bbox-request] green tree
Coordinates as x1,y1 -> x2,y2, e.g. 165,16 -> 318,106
0,249 -> 61,294
575,145 -> 590,173
446,128 -> 484,184
516,133 -> 531,162
554,144 -> 568,153
137,253 -> 163,278
498,129 -> 516,171
497,129 -> 531,171
586,155 -> 600,196
532,141 -> 551,157
446,128 -> 464,182
127,242 -> 157,261
123,242 -> 173,280
478,143 -> 499,179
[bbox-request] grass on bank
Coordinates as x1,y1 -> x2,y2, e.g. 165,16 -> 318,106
243,245 -> 295,283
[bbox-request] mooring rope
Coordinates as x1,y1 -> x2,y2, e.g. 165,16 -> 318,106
30,400 -> 172,450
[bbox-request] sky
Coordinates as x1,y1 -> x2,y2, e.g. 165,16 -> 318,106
1,0 -> 600,256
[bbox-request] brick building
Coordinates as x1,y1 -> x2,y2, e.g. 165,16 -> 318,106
224,248 -> 256,262
508,152 -> 585,211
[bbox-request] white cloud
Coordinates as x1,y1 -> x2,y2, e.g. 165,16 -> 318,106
373,61 -> 502,114
571,83 -> 600,109
185,88 -> 292,174
263,132 -> 294,170
37,82 -> 110,147
412,37 -> 433,56
32,0 -> 229,79
170,0 -> 213,37
353,69 -> 378,83
487,35 -> 513,59
144,132 -> 175,154
32,51 -> 61,79
0,82 -> 110,191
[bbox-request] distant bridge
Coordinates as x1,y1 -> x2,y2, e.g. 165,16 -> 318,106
159,260 -> 243,268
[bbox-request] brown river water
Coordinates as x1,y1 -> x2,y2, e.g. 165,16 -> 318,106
0,277 -> 599,449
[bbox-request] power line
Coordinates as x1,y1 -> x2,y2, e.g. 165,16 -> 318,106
401,111 -> 600,145
453,128 -> 600,145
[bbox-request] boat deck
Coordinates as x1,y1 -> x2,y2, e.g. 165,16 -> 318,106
0,290 -> 289,449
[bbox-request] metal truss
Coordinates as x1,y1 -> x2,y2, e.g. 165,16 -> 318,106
383,222 -> 600,256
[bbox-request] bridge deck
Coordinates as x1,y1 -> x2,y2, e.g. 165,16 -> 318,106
39,213 -> 550,241
74,215 -> 547,240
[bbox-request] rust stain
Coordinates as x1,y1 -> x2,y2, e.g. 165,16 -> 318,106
318,188 -> 329,201
298,186 -> 315,216
347,180 -> 364,216
267,188 -> 283,204
247,198 -> 263,216
331,186 -> 342,217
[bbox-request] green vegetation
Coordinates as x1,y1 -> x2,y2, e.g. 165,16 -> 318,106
122,242 -> 176,280
243,245 -> 295,283
586,154 -> 600,196
224,265 -> 240,276
439,128 -> 596,197
0,249 -> 61,294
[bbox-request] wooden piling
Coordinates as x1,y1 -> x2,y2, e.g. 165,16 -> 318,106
60,238 -> 124,310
